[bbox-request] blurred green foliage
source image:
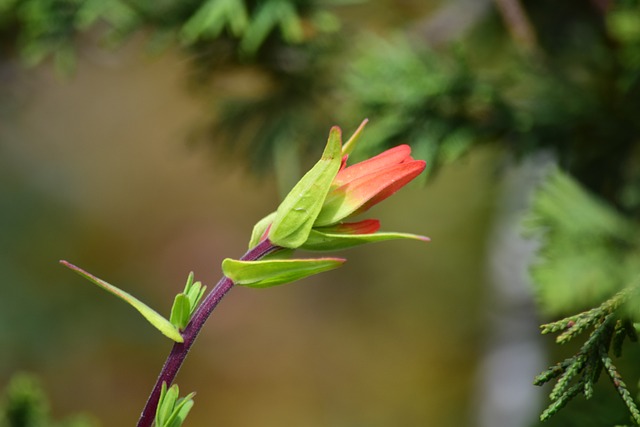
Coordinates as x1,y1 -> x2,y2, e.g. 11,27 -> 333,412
2,0 -> 640,425
0,373 -> 97,427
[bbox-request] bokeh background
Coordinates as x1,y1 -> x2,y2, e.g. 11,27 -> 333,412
2,1 -> 640,426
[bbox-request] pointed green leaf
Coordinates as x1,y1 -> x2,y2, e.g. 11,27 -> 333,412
185,281 -> 206,312
156,382 -> 171,426
183,272 -> 195,291
222,257 -> 345,288
156,382 -> 179,426
166,393 -> 196,427
170,294 -> 191,330
342,119 -> 369,156
269,127 -> 342,248
60,261 -> 183,343
249,211 -> 276,248
301,229 -> 430,251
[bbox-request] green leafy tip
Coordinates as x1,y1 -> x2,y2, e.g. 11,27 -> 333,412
222,257 -> 345,288
60,261 -> 184,343
341,118 -> 369,156
268,126 -> 342,248
155,382 -> 196,427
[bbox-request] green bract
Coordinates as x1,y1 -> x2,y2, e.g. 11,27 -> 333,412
268,126 -> 342,248
155,382 -> 195,427
222,257 -> 345,288
249,211 -> 276,248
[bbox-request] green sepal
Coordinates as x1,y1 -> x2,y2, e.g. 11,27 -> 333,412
268,127 -> 342,248
61,261 -> 183,343
155,382 -> 196,427
169,294 -> 191,331
300,229 -> 430,251
249,211 -> 276,248
221,257 -> 345,288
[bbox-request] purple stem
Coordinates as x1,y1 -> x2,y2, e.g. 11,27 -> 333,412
136,239 -> 278,427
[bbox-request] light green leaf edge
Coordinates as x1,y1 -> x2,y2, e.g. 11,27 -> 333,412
249,211 -> 276,248
301,229 -> 430,251
222,257 -> 345,288
60,261 -> 183,343
269,127 -> 342,248
156,382 -> 175,426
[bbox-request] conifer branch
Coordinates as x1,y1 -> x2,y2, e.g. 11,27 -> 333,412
536,285 -> 640,423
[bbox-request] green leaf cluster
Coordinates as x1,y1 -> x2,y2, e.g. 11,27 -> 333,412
169,272 -> 207,331
154,383 -> 195,427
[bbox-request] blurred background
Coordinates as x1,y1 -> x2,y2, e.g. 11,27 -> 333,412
1,0 -> 640,426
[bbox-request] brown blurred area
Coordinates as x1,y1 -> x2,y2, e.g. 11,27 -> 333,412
0,25 -> 498,427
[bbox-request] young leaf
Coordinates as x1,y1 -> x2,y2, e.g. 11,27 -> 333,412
268,127 -> 342,248
185,281 -> 206,311
169,294 -> 191,331
221,257 -> 345,288
164,393 -> 196,427
60,261 -> 183,343
156,382 -> 173,426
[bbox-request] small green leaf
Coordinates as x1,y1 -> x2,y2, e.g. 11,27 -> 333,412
268,127 -> 342,248
301,229 -> 430,251
222,257 -> 345,288
183,272 -> 194,290
165,393 -> 196,427
185,280 -> 206,311
61,261 -> 183,343
182,272 -> 206,313
169,294 -> 191,330
156,382 -> 172,426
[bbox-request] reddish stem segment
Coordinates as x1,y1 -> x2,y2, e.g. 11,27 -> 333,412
136,239 -> 278,427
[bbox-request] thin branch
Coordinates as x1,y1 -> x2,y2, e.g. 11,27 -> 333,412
136,239 -> 279,427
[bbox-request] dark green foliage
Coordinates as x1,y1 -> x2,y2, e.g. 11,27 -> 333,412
524,169 -> 640,315
0,373 -> 97,427
527,169 -> 640,423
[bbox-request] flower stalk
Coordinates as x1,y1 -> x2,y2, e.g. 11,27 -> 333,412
63,120 -> 429,427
